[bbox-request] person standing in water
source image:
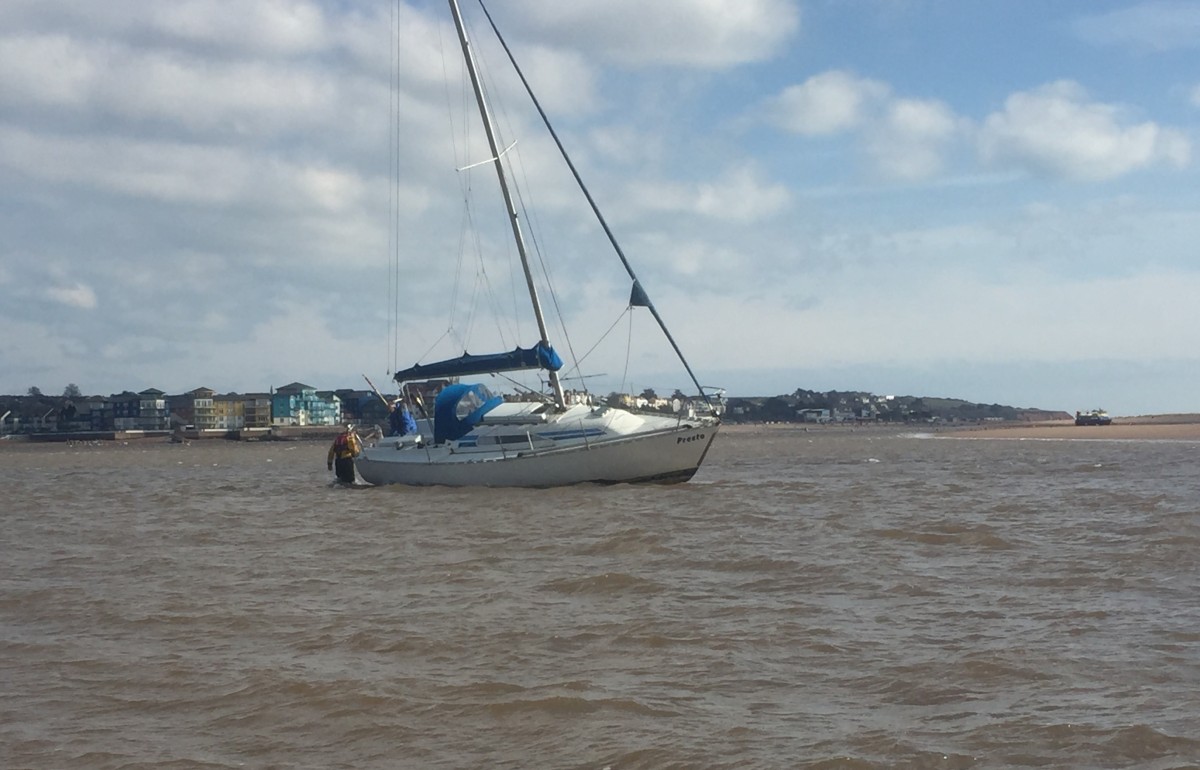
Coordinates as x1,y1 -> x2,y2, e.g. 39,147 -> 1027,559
327,424 -> 362,484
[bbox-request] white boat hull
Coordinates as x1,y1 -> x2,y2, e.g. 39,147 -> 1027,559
352,5 -> 721,489
355,412 -> 718,487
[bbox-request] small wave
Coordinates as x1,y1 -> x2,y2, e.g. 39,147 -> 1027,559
872,526 -> 1016,549
66,752 -> 242,770
449,680 -> 531,698
486,695 -> 678,718
611,630 -> 707,649
694,556 -> 799,574
541,572 -> 664,596
1003,721 -> 1200,766
883,582 -> 943,597
578,527 -> 672,556
1102,722 -> 1200,760
960,656 -> 1056,683
799,757 -> 881,770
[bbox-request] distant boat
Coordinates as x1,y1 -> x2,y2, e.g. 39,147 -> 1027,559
353,0 -> 720,487
1074,408 -> 1113,426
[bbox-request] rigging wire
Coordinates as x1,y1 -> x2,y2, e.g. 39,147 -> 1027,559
395,1 -> 676,404
385,1 -> 542,393
509,153 -> 585,393
474,0 -> 711,407
421,7 -> 530,361
441,15 -> 471,350
493,370 -> 553,403
443,10 -> 518,358
466,12 -> 531,352
622,307 -> 634,398
563,307 -> 629,384
457,6 -> 584,395
388,0 -> 399,375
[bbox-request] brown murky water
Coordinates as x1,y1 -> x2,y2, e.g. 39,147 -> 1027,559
3,428 -> 1199,769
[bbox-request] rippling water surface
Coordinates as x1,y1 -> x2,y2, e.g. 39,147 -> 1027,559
3,428 -> 1200,769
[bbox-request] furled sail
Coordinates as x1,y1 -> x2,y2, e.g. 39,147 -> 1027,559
393,342 -> 562,383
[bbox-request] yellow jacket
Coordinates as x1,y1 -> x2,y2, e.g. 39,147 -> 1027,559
327,431 -> 362,464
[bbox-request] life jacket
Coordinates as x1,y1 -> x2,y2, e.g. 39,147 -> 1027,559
332,432 -> 357,458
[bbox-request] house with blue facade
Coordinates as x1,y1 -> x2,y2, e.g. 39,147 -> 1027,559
271,382 -> 340,426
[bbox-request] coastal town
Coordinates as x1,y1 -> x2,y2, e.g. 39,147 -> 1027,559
1,381 -> 450,440
0,381 -> 1072,441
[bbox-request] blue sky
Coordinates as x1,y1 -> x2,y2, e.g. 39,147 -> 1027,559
2,0 -> 1198,415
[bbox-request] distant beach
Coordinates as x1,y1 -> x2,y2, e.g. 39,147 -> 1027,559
6,414 -> 1200,447
941,414 -> 1200,441
718,414 -> 1200,441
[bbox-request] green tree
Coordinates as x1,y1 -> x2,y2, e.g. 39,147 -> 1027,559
763,397 -> 794,421
63,383 -> 82,399
27,386 -> 42,397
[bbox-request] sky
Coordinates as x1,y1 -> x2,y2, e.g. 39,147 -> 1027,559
2,0 -> 1198,416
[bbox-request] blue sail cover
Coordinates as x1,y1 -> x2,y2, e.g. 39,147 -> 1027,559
393,342 -> 562,383
433,383 -> 504,444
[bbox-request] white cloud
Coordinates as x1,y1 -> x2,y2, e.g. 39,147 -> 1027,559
181,302 -> 382,394
683,268 -> 1200,375
766,75 -> 1190,183
0,0 -> 330,57
764,72 -> 962,180
0,33 -> 379,141
45,283 -> 97,309
695,166 -> 791,222
507,0 -> 799,68
765,70 -> 889,136
867,98 -> 961,180
626,165 -> 790,224
1073,0 -> 1200,52
651,237 -> 746,278
978,81 -> 1191,180
0,126 -> 252,204
3,0 -> 1200,414
586,125 -> 664,168
0,125 -> 399,216
503,46 -> 602,118
144,0 -> 329,56
0,34 -> 95,107
0,318 -> 83,392
296,167 -> 367,213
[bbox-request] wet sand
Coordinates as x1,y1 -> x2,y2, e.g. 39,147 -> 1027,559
943,414 -> 1200,441
719,415 -> 1200,441
6,415 -> 1199,447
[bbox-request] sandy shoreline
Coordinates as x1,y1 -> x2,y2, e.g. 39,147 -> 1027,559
939,415 -> 1200,441
931,410 -> 1200,441
5,414 -> 1200,447
722,414 -> 1200,441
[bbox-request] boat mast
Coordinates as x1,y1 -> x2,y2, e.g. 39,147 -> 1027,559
447,0 -> 566,410
474,0 -> 712,408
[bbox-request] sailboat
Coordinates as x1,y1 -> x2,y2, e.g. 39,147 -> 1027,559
354,0 -> 721,487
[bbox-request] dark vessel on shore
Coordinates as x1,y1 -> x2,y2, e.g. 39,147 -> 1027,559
1075,408 -> 1113,426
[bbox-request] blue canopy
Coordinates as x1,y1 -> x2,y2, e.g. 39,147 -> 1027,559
434,383 -> 503,444
393,342 -> 562,383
